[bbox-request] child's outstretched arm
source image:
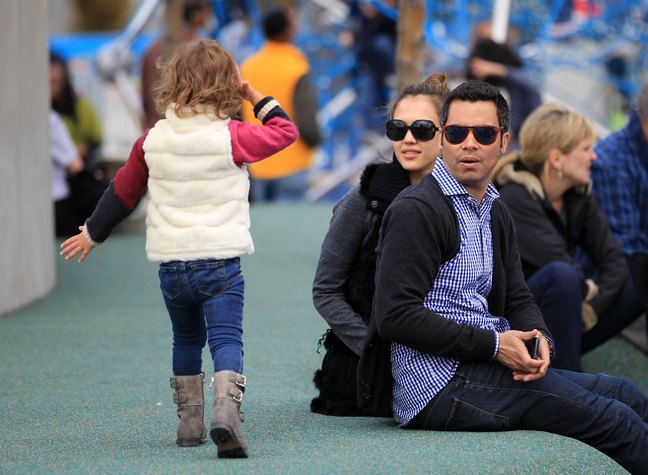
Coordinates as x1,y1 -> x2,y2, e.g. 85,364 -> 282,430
60,132 -> 150,263
60,226 -> 97,262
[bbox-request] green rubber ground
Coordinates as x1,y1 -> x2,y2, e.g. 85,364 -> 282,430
1,203 -> 645,474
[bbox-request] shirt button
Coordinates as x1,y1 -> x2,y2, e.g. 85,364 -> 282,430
371,200 -> 379,208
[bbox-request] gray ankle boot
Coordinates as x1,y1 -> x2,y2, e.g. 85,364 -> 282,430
169,373 -> 208,447
210,370 -> 248,458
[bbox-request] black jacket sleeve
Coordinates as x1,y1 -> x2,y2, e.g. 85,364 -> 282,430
293,74 -> 322,147
577,196 -> 627,315
372,185 -> 498,361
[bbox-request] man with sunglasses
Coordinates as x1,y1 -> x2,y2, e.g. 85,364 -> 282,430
358,80 -> 648,473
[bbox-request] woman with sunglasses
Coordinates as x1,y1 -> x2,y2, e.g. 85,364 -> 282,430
310,73 -> 450,416
491,103 -> 645,371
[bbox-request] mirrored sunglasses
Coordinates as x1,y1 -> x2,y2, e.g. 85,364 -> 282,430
386,119 -> 439,142
443,125 -> 502,146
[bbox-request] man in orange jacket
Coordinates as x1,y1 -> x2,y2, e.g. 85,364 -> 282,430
241,7 -> 321,202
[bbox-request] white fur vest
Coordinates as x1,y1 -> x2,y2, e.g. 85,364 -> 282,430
142,107 -> 253,262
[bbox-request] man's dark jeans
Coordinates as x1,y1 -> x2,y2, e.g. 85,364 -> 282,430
408,360 -> 648,474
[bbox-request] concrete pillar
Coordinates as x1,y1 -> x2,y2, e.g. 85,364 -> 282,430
0,0 -> 56,315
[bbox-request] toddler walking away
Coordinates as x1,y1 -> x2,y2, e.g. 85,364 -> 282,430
60,39 -> 299,458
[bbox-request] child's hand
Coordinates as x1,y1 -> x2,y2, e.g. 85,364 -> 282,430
60,227 -> 94,263
241,80 -> 264,106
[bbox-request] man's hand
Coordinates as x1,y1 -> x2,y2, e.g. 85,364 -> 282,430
60,227 -> 94,263
469,58 -> 508,80
496,329 -> 550,382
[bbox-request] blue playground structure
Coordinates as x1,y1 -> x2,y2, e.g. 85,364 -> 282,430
49,0 -> 648,201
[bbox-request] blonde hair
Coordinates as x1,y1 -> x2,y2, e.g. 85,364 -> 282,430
154,39 -> 242,119
389,72 -> 450,119
495,103 -> 597,177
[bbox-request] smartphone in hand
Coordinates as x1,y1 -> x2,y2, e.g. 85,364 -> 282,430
527,335 -> 540,360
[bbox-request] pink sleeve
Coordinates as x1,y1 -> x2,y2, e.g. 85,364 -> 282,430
112,131 -> 150,209
229,117 -> 299,165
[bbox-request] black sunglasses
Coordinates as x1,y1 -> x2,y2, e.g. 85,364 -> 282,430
443,125 -> 502,146
386,119 -> 439,142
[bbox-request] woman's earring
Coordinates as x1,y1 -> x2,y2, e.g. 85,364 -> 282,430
558,170 -> 564,179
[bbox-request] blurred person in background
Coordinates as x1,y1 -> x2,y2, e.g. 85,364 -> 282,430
50,110 -> 84,236
591,83 -> 648,350
50,51 -> 108,220
592,83 -> 648,257
468,38 -> 542,148
141,0 -> 215,129
350,0 -> 397,134
240,7 -> 321,202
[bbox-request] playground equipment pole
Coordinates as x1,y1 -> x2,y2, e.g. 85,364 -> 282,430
491,0 -> 511,43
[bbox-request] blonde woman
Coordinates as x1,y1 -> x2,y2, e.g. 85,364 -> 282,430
492,103 -> 644,371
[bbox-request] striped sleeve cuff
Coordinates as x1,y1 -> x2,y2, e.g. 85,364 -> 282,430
81,224 -> 100,248
255,99 -> 280,122
492,331 -> 501,359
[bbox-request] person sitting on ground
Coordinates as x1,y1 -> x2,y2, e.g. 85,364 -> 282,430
491,103 -> 646,371
50,51 -> 104,170
311,73 -> 450,416
50,110 -> 84,236
357,80 -> 648,474
592,83 -> 648,256
50,51 -> 108,219
591,83 -> 648,348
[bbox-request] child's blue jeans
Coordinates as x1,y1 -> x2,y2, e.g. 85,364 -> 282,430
159,258 -> 244,376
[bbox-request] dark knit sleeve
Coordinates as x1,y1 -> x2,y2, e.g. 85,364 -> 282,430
85,133 -> 149,243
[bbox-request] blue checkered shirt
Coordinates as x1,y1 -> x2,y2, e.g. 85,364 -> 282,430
592,111 -> 648,254
391,159 -> 511,425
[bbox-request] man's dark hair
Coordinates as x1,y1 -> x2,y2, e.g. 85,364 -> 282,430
183,0 -> 211,23
263,9 -> 289,40
467,39 -> 522,86
440,80 -> 511,132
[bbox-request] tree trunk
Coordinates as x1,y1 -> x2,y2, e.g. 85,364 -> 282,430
72,0 -> 133,31
396,0 -> 426,92
165,0 -> 184,45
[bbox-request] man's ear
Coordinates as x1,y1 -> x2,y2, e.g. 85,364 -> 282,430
500,131 -> 510,155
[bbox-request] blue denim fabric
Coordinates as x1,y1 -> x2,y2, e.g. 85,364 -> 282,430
526,261 -> 583,371
159,258 -> 244,375
582,260 -> 646,353
528,260 -> 647,371
251,171 -> 309,203
408,361 -> 648,474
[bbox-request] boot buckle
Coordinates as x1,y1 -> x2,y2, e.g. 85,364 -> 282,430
229,388 -> 243,403
231,374 -> 246,389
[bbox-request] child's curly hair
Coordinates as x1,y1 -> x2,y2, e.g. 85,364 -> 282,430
153,39 -> 242,119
